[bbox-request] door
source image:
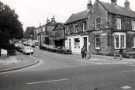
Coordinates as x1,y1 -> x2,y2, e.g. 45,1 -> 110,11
69,39 -> 71,50
83,37 -> 87,51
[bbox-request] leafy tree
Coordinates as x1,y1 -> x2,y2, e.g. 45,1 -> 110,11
0,1 -> 23,50
0,1 -> 23,39
24,26 -> 35,39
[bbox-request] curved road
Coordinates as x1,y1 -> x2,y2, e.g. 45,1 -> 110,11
0,49 -> 135,90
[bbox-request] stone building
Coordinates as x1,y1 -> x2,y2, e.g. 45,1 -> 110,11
88,0 -> 135,55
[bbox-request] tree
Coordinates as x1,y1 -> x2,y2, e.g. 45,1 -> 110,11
24,26 -> 35,39
0,1 -> 23,40
0,1 -> 23,51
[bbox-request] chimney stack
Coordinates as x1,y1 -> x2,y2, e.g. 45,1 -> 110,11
124,0 -> 130,9
111,0 -> 117,5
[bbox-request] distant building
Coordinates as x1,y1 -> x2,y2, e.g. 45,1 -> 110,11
88,0 -> 135,55
34,17 -> 65,48
45,17 -> 65,48
34,25 -> 45,46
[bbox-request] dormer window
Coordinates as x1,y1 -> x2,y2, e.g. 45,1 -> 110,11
116,18 -> 121,30
132,20 -> 135,31
95,17 -> 101,30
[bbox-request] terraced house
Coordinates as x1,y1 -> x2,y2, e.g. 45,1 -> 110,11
64,1 -> 91,54
88,0 -> 135,56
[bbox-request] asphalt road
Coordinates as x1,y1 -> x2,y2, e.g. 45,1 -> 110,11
0,49 -> 135,90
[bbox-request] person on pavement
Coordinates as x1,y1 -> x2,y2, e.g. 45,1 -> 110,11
81,45 -> 87,60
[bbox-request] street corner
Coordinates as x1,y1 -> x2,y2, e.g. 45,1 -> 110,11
0,55 -> 40,73
0,56 -> 20,65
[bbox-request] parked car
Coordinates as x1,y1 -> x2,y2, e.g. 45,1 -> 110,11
123,50 -> 135,58
15,42 -> 24,52
21,46 -> 34,55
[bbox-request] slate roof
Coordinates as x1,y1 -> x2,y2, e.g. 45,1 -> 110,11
99,1 -> 135,18
65,10 -> 88,24
65,1 -> 135,24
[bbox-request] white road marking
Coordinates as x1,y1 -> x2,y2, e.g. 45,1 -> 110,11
26,78 -> 69,85
121,85 -> 132,89
122,69 -> 135,73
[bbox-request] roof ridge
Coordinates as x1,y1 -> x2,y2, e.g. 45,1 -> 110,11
98,0 -> 135,17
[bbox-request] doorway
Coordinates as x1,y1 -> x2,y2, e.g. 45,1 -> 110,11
83,37 -> 87,51
69,39 -> 71,50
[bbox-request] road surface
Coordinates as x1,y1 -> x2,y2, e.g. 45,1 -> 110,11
0,49 -> 135,90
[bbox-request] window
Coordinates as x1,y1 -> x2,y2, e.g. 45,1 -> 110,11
74,38 -> 80,48
95,17 -> 101,29
116,18 -> 121,30
132,21 -> 135,30
133,37 -> 135,48
83,22 -> 87,32
95,35 -> 100,49
113,33 -> 126,49
75,24 -> 78,33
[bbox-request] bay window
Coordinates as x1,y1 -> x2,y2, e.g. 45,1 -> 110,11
113,33 -> 126,49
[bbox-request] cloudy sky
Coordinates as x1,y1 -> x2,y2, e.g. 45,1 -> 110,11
1,0 -> 135,30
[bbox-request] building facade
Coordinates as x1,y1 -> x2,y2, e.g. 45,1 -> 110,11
88,0 -> 135,55
65,3 -> 91,54
34,25 -> 45,46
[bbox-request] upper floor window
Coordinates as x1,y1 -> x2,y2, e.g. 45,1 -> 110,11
95,17 -> 101,29
116,18 -> 121,30
75,24 -> 78,33
83,22 -> 87,32
133,37 -> 135,48
132,21 -> 135,31
65,26 -> 68,35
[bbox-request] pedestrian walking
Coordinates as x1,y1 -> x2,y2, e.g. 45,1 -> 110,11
81,46 -> 84,59
81,45 -> 87,59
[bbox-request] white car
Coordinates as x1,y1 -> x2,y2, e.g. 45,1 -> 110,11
22,46 -> 34,55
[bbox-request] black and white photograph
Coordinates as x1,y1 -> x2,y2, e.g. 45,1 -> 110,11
0,0 -> 135,90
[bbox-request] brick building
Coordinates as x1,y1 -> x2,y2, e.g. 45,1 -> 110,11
64,1 -> 91,54
88,0 -> 135,55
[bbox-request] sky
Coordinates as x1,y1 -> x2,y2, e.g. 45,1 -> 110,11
1,0 -> 135,30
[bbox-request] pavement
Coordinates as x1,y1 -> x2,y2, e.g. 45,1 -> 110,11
0,55 -> 39,73
84,55 -> 135,65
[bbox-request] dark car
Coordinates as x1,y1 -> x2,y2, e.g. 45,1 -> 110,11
123,50 -> 135,58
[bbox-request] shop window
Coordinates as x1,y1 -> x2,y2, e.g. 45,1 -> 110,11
95,35 -> 100,49
113,33 -> 126,49
74,38 -> 80,48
